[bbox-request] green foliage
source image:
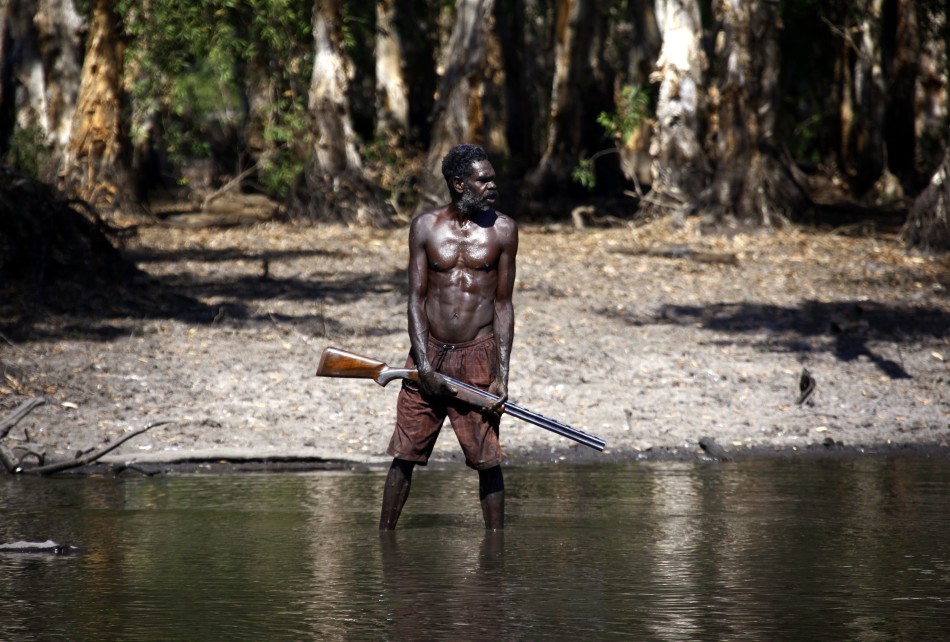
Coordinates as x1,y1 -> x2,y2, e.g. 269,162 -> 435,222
360,134 -> 429,214
116,0 -> 313,193
572,158 -> 596,190
341,2 -> 372,52
573,85 -> 651,190
597,85 -> 650,142
161,60 -> 244,163
3,125 -> 54,180
258,96 -> 310,196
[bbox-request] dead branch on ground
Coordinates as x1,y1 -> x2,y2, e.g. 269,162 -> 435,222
0,397 -> 46,439
201,162 -> 259,211
617,245 -> 739,265
0,399 -> 173,475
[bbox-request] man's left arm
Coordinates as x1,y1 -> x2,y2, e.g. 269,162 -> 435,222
490,217 -> 518,400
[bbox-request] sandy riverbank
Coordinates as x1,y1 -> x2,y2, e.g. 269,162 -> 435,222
1,216 -> 948,472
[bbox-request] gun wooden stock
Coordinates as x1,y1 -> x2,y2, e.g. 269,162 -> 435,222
317,347 -> 415,387
316,346 -> 606,452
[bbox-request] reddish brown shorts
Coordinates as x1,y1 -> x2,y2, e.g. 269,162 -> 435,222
388,334 -> 504,470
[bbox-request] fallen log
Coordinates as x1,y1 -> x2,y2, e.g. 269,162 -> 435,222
0,540 -> 84,555
618,245 -> 739,265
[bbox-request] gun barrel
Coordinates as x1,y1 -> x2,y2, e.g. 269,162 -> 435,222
444,376 -> 606,452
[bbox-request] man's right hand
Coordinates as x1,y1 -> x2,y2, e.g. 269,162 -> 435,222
416,369 -> 458,399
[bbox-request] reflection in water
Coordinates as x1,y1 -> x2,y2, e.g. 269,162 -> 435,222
377,530 -> 507,641
646,467 -> 703,641
1,458 -> 949,641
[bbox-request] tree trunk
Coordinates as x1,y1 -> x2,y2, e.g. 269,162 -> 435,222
846,0 -> 887,193
883,0 -> 919,192
525,0 -> 615,197
621,0 -> 663,85
0,0 -> 84,176
495,0 -> 556,175
612,0 -> 661,189
902,131 -> 950,253
287,0 -> 392,225
61,0 -> 127,210
697,0 -> 809,228
494,0 -> 530,173
390,0 -> 441,148
648,0 -> 708,213
375,0 -> 409,143
415,0 -> 497,212
915,2 -> 948,176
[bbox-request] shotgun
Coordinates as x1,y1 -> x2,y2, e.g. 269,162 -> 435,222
316,347 -> 606,452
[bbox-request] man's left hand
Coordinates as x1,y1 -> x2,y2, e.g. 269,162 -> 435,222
487,379 -> 508,416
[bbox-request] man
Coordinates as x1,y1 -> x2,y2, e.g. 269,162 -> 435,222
380,144 -> 518,531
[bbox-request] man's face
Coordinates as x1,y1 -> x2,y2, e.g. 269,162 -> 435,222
457,160 -> 498,214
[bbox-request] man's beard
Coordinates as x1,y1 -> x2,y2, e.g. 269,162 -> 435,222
458,185 -> 494,215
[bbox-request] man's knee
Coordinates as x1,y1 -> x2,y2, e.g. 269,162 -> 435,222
479,465 -> 504,495
389,458 -> 416,479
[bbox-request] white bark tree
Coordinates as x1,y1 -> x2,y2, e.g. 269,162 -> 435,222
648,0 -> 708,213
288,0 -> 392,224
375,0 -> 409,142
0,0 -> 84,177
525,0 -> 613,196
846,0 -> 887,192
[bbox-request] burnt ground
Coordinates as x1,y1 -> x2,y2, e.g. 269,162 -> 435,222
1,211 -> 948,472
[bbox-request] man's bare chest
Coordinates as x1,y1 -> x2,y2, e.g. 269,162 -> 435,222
428,233 -> 499,272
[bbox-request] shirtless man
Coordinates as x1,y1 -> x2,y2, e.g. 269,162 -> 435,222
379,144 -> 518,531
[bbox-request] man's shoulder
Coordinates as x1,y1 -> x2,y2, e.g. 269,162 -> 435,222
494,210 -> 517,228
493,211 -> 518,240
410,205 -> 451,230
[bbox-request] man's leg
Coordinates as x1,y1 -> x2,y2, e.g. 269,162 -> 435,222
478,465 -> 504,530
380,458 -> 416,530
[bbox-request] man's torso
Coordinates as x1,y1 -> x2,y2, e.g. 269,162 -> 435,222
423,208 -> 506,344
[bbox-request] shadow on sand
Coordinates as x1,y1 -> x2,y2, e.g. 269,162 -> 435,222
599,300 -> 948,379
1,241 -> 406,343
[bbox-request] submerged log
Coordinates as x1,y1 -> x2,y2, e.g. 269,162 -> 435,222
0,540 -> 84,555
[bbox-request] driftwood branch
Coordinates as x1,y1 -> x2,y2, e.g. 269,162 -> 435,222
617,245 -> 739,265
0,397 -> 46,439
0,443 -> 16,473
0,399 -> 46,471
570,205 -> 628,230
12,447 -> 45,467
201,162 -> 259,211
4,421 -> 173,475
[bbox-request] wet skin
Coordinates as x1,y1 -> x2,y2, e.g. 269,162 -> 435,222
380,158 -> 518,531
407,159 -> 517,402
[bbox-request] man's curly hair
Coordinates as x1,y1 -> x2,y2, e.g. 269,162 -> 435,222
441,144 -> 488,186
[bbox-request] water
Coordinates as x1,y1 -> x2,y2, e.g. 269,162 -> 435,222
2,457 -> 948,641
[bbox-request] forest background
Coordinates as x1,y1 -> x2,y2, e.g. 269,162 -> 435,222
0,0 -> 948,469
1,0 -> 948,242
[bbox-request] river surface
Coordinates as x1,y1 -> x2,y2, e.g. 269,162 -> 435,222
2,456 -> 948,641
